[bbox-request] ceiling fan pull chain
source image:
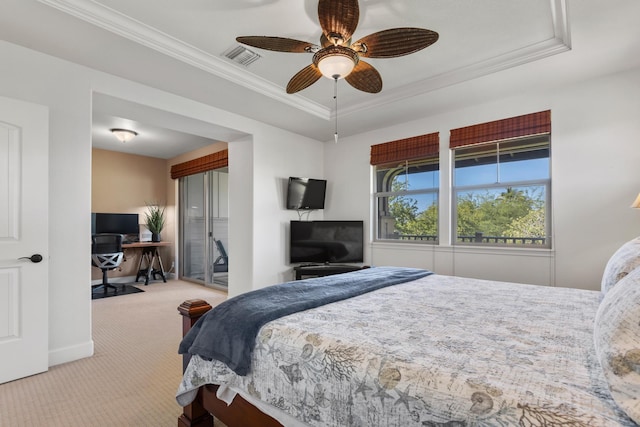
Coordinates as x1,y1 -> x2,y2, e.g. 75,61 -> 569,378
334,76 -> 339,143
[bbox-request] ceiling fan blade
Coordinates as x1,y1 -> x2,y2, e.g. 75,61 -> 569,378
318,0 -> 359,45
352,28 -> 439,58
345,60 -> 382,93
286,65 -> 323,94
236,36 -> 316,53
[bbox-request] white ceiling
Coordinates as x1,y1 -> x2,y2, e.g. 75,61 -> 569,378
91,94 -> 246,158
1,0 -> 639,158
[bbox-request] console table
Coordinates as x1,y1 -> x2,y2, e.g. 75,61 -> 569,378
293,264 -> 368,280
122,241 -> 172,285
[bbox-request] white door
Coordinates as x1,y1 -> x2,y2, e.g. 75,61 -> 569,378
0,96 -> 49,384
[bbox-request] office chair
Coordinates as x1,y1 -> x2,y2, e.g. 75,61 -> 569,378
213,238 -> 228,273
91,233 -> 124,294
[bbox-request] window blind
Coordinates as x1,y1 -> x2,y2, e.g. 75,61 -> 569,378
449,110 -> 551,149
370,132 -> 439,166
170,149 -> 228,179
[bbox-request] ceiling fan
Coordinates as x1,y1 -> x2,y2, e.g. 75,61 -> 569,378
236,0 -> 439,94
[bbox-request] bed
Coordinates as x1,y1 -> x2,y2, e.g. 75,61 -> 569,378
176,238 -> 640,427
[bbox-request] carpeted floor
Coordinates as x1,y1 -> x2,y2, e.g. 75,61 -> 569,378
0,280 -> 227,427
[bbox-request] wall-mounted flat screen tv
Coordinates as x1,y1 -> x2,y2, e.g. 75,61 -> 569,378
290,220 -> 364,264
92,213 -> 140,235
286,177 -> 327,210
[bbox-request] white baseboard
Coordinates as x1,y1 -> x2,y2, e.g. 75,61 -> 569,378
49,340 -> 94,367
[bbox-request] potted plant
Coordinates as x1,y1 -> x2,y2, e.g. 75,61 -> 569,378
144,203 -> 165,242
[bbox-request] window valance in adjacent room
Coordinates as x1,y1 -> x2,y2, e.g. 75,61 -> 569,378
449,110 -> 551,149
370,132 -> 439,166
170,149 -> 228,179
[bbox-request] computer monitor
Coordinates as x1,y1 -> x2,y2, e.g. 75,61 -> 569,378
92,213 -> 139,235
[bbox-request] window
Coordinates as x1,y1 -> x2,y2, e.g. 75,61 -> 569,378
371,133 -> 439,243
450,111 -> 551,247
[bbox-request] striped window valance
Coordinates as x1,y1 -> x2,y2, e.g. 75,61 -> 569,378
449,110 -> 551,149
170,149 -> 228,179
370,132 -> 439,166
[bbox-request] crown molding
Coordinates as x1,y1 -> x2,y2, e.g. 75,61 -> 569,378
38,0 -> 330,120
339,36 -> 570,118
39,0 -> 569,122
338,0 -> 571,118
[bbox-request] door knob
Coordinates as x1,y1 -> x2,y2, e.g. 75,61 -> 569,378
19,254 -> 43,263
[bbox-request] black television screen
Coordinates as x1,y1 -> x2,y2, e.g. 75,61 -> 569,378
290,220 -> 364,264
286,177 -> 327,210
92,213 -> 140,235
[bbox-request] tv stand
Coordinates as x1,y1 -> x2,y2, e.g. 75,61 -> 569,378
293,264 -> 368,280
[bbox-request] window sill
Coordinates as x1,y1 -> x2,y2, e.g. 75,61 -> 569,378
372,240 -> 554,258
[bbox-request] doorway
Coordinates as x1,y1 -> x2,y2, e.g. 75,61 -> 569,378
179,168 -> 229,289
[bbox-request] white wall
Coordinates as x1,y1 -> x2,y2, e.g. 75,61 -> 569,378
324,66 -> 640,291
0,41 -> 94,365
228,136 -> 254,298
248,131 -> 324,292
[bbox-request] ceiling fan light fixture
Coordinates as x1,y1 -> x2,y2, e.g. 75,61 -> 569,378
313,45 -> 358,80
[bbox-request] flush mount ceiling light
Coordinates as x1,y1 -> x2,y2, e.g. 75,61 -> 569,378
111,128 -> 138,143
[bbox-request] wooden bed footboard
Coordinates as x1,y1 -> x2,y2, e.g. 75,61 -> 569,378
177,299 -> 283,427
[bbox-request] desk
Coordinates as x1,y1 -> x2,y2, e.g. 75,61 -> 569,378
122,242 -> 172,285
293,264 -> 368,280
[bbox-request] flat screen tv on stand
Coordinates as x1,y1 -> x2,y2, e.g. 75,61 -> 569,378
289,220 -> 364,265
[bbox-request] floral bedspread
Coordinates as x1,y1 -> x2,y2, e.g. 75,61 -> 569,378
176,274 -> 636,426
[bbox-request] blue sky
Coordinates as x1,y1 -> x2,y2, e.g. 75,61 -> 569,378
393,157 -> 549,212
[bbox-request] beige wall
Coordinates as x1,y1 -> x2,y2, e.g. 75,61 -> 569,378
92,148 -> 168,212
91,148 -> 169,280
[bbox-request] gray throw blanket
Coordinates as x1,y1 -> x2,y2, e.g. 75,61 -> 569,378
179,266 -> 432,376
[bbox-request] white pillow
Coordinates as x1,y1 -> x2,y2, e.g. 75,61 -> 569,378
601,237 -> 640,294
594,266 -> 640,423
